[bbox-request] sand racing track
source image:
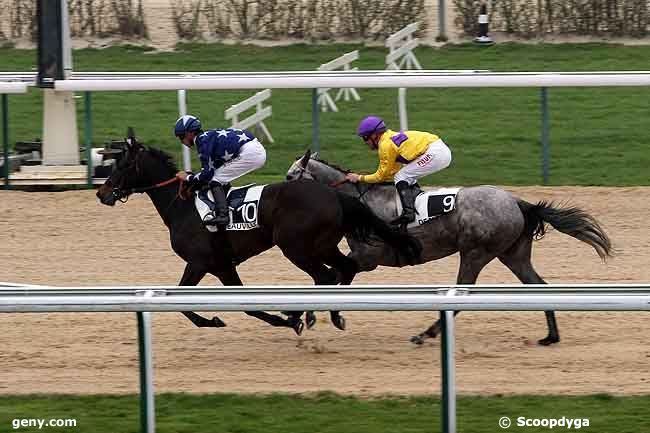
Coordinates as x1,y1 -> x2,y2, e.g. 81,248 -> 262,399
1,187 -> 649,396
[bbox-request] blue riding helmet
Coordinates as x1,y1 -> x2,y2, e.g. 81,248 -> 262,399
357,116 -> 387,138
174,115 -> 202,137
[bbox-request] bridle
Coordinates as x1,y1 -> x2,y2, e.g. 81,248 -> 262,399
109,152 -> 180,202
111,176 -> 180,205
289,162 -> 308,182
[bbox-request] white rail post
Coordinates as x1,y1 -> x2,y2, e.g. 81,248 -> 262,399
317,51 -> 361,112
225,90 -> 274,144
386,23 -> 422,131
398,88 -> 408,131
440,288 -> 458,433
42,0 -> 79,166
137,290 -> 155,433
177,89 -> 191,172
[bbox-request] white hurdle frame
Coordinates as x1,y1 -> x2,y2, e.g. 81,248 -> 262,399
386,23 -> 422,71
317,51 -> 361,112
225,89 -> 274,143
3,284 -> 650,433
386,22 -> 422,131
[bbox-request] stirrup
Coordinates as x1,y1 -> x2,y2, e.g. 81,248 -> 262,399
202,213 -> 219,226
203,212 -> 229,227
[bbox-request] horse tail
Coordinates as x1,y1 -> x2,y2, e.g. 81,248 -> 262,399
336,192 -> 422,265
517,200 -> 613,260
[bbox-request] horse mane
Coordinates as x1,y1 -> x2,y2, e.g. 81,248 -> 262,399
312,157 -> 393,187
312,157 -> 351,174
146,146 -> 178,174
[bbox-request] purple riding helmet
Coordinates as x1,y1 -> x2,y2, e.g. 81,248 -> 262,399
356,116 -> 387,139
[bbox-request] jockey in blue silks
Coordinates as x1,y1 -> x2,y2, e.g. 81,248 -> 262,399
174,114 -> 267,228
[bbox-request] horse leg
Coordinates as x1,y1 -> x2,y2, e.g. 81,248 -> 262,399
323,248 -> 359,331
282,251 -> 340,330
304,312 -> 317,329
212,266 -> 305,335
410,249 -> 494,345
245,311 -> 305,336
324,248 -> 359,285
281,310 -> 311,329
498,238 -> 559,345
179,263 -> 227,328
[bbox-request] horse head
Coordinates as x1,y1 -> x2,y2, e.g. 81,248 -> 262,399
286,149 -> 314,181
286,149 -> 346,186
96,133 -> 177,206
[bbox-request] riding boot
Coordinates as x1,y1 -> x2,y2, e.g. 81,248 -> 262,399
204,182 -> 230,228
412,182 -> 423,196
391,181 -> 417,225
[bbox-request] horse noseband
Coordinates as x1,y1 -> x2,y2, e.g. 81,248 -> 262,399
289,165 -> 305,180
111,186 -> 129,203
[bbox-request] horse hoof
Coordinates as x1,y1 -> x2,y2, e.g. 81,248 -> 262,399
333,316 -> 346,331
293,320 -> 305,336
305,312 -> 317,329
410,335 -> 425,345
537,336 -> 560,346
212,317 -> 227,327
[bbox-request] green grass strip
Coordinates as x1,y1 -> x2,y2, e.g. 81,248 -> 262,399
2,43 -> 650,185
1,393 -> 649,432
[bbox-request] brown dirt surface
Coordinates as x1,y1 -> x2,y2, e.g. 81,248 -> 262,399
1,186 -> 649,397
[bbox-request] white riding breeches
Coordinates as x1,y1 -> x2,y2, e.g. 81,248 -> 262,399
212,138 -> 267,184
394,139 -> 452,185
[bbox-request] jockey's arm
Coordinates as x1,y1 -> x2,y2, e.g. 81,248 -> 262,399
359,142 -> 398,183
187,152 -> 216,185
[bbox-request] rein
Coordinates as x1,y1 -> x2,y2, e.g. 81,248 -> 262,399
125,176 -> 179,195
294,159 -> 372,200
329,178 -> 349,188
113,176 -> 180,203
113,176 -> 183,222
328,177 -> 373,201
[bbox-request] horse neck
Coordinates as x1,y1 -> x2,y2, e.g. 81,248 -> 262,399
310,161 -> 344,186
144,175 -> 187,228
344,181 -> 398,221
310,161 -> 383,201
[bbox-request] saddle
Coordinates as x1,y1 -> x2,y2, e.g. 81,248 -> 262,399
193,184 -> 266,233
402,187 -> 461,227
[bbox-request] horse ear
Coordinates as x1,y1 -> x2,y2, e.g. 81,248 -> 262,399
125,136 -> 140,151
299,149 -> 311,168
311,151 -> 319,159
124,126 -> 144,152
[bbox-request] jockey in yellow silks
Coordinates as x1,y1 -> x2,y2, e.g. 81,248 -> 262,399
345,116 -> 452,225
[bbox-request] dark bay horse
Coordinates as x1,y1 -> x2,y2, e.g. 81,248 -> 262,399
97,137 -> 421,334
286,150 -> 613,345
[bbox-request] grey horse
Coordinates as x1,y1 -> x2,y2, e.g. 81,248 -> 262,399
286,150 -> 613,346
